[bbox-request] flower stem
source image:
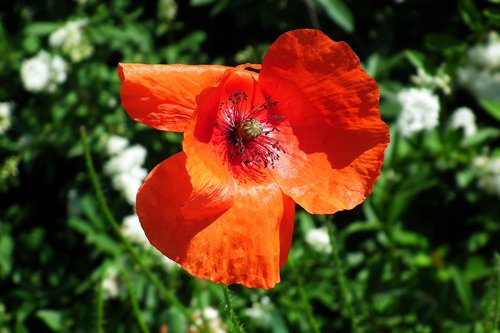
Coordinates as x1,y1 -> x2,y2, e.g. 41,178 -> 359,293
486,253 -> 500,331
80,128 -> 201,330
288,256 -> 321,333
221,285 -> 244,333
121,267 -> 152,333
96,274 -> 104,333
326,221 -> 361,333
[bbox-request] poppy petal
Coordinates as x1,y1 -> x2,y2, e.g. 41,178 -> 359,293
260,29 -> 390,214
136,152 -> 295,289
118,63 -> 229,132
182,67 -> 271,218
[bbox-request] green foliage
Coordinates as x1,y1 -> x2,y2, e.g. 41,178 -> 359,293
1,0 -> 500,332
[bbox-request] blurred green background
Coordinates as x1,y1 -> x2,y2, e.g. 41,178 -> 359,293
1,0 -> 500,332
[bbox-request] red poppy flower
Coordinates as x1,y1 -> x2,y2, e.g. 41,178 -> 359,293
118,29 -> 389,289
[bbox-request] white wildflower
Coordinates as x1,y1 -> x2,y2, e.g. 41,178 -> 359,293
474,155 -> 500,196
121,214 -> 148,245
467,31 -> 500,69
49,18 -> 93,62
104,143 -> 148,205
305,227 -> 332,254
102,268 -> 120,299
244,296 -> 273,328
20,51 -> 67,93
191,307 -> 226,333
457,66 -> 500,101
450,107 -> 477,137
112,170 -> 146,205
0,102 -> 13,134
106,135 -> 129,156
458,31 -> 500,101
20,51 -> 51,92
104,145 -> 147,175
397,88 -> 440,137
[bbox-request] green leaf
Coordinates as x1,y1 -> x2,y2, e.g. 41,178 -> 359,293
297,211 -> 316,236
68,218 -> 120,257
461,127 -> 500,147
270,310 -> 290,333
167,307 -> 187,333
24,22 -> 60,36
484,7 -> 500,25
36,310 -> 64,331
425,34 -> 467,52
392,227 -> 428,249
404,49 -> 427,70
315,0 -> 354,32
459,0 -> 483,31
0,233 -> 13,278
345,221 -> 382,235
465,256 -> 490,281
190,0 -> 214,6
450,266 -> 473,312
479,99 -> 500,121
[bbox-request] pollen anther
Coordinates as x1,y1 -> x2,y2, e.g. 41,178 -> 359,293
215,91 -> 285,177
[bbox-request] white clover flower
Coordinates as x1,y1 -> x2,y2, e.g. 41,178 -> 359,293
458,31 -> 500,101
450,107 -> 477,137
49,18 -> 93,62
474,156 -> 500,196
397,88 -> 440,137
0,102 -> 13,134
101,268 -> 120,299
20,51 -> 67,93
305,227 -> 332,254
106,135 -> 129,156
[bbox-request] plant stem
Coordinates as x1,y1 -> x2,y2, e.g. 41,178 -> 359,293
121,267 -> 152,333
327,221 -> 361,333
288,256 -> 321,333
96,273 -> 105,333
221,285 -> 244,333
80,128 -> 202,330
491,253 -> 500,330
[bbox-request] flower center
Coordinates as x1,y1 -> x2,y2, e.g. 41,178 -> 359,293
237,118 -> 263,141
215,91 -> 285,178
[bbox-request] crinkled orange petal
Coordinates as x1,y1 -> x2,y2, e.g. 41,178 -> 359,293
136,152 -> 295,289
118,63 -> 229,132
260,29 -> 390,214
181,77 -> 236,219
